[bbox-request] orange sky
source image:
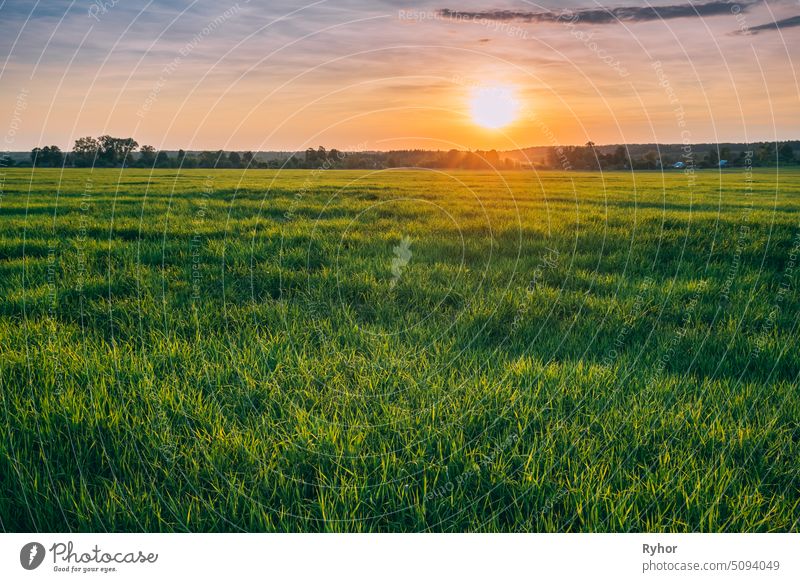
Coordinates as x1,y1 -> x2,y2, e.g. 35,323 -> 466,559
1,1 -> 799,151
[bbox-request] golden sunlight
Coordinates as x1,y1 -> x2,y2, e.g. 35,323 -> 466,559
469,85 -> 520,129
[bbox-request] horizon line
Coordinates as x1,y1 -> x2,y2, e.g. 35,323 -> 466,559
5,139 -> 800,155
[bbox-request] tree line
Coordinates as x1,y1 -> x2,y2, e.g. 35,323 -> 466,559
4,135 -> 798,170
23,136 -> 262,169
544,142 -> 798,171
12,138 -> 522,170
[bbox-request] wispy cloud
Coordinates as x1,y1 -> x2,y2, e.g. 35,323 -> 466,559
741,14 -> 800,35
437,1 -> 760,26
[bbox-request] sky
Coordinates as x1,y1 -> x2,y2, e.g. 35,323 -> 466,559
1,0 -> 799,152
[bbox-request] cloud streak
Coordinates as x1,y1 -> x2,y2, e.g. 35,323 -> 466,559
437,1 -> 760,26
742,14 -> 800,35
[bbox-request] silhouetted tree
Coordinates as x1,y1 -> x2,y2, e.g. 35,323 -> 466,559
72,136 -> 100,167
703,148 -> 719,168
778,143 -> 794,164
198,151 -> 218,168
755,143 -> 774,166
304,148 -> 317,166
181,154 -> 198,169
614,145 -> 628,168
138,145 -> 156,167
31,145 -> 64,167
97,135 -> 138,166
155,150 -> 171,168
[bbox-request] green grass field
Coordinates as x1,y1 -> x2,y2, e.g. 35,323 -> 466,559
1,167 -> 798,532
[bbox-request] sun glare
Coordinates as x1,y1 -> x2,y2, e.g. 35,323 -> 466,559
469,85 -> 520,129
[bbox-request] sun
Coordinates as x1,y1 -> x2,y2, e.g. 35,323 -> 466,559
469,85 -> 520,129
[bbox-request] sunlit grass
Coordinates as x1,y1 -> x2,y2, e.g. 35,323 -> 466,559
0,168 -> 798,532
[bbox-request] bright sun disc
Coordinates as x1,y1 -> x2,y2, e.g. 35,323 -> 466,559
469,86 -> 519,129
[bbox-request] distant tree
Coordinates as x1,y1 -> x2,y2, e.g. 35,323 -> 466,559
0,155 -> 14,167
643,150 -> 658,170
214,150 -> 228,168
31,145 -> 64,167
613,146 -> 628,167
581,143 -> 600,169
755,143 -> 774,166
352,154 -> 372,168
48,146 -> 64,167
155,150 -> 171,168
72,136 -> 100,167
139,145 -> 156,167
778,143 -> 794,165
445,149 -> 462,168
242,151 -> 255,167
702,148 -> 719,168
228,151 -> 242,168
198,151 -> 217,168
546,147 -> 561,169
97,135 -> 138,166
176,149 -> 187,166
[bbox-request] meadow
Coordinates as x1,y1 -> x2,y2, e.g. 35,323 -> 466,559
0,167 -> 798,532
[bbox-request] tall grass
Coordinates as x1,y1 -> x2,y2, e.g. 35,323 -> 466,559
0,168 -> 798,531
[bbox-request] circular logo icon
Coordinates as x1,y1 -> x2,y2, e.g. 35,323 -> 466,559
20,542 -> 46,570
